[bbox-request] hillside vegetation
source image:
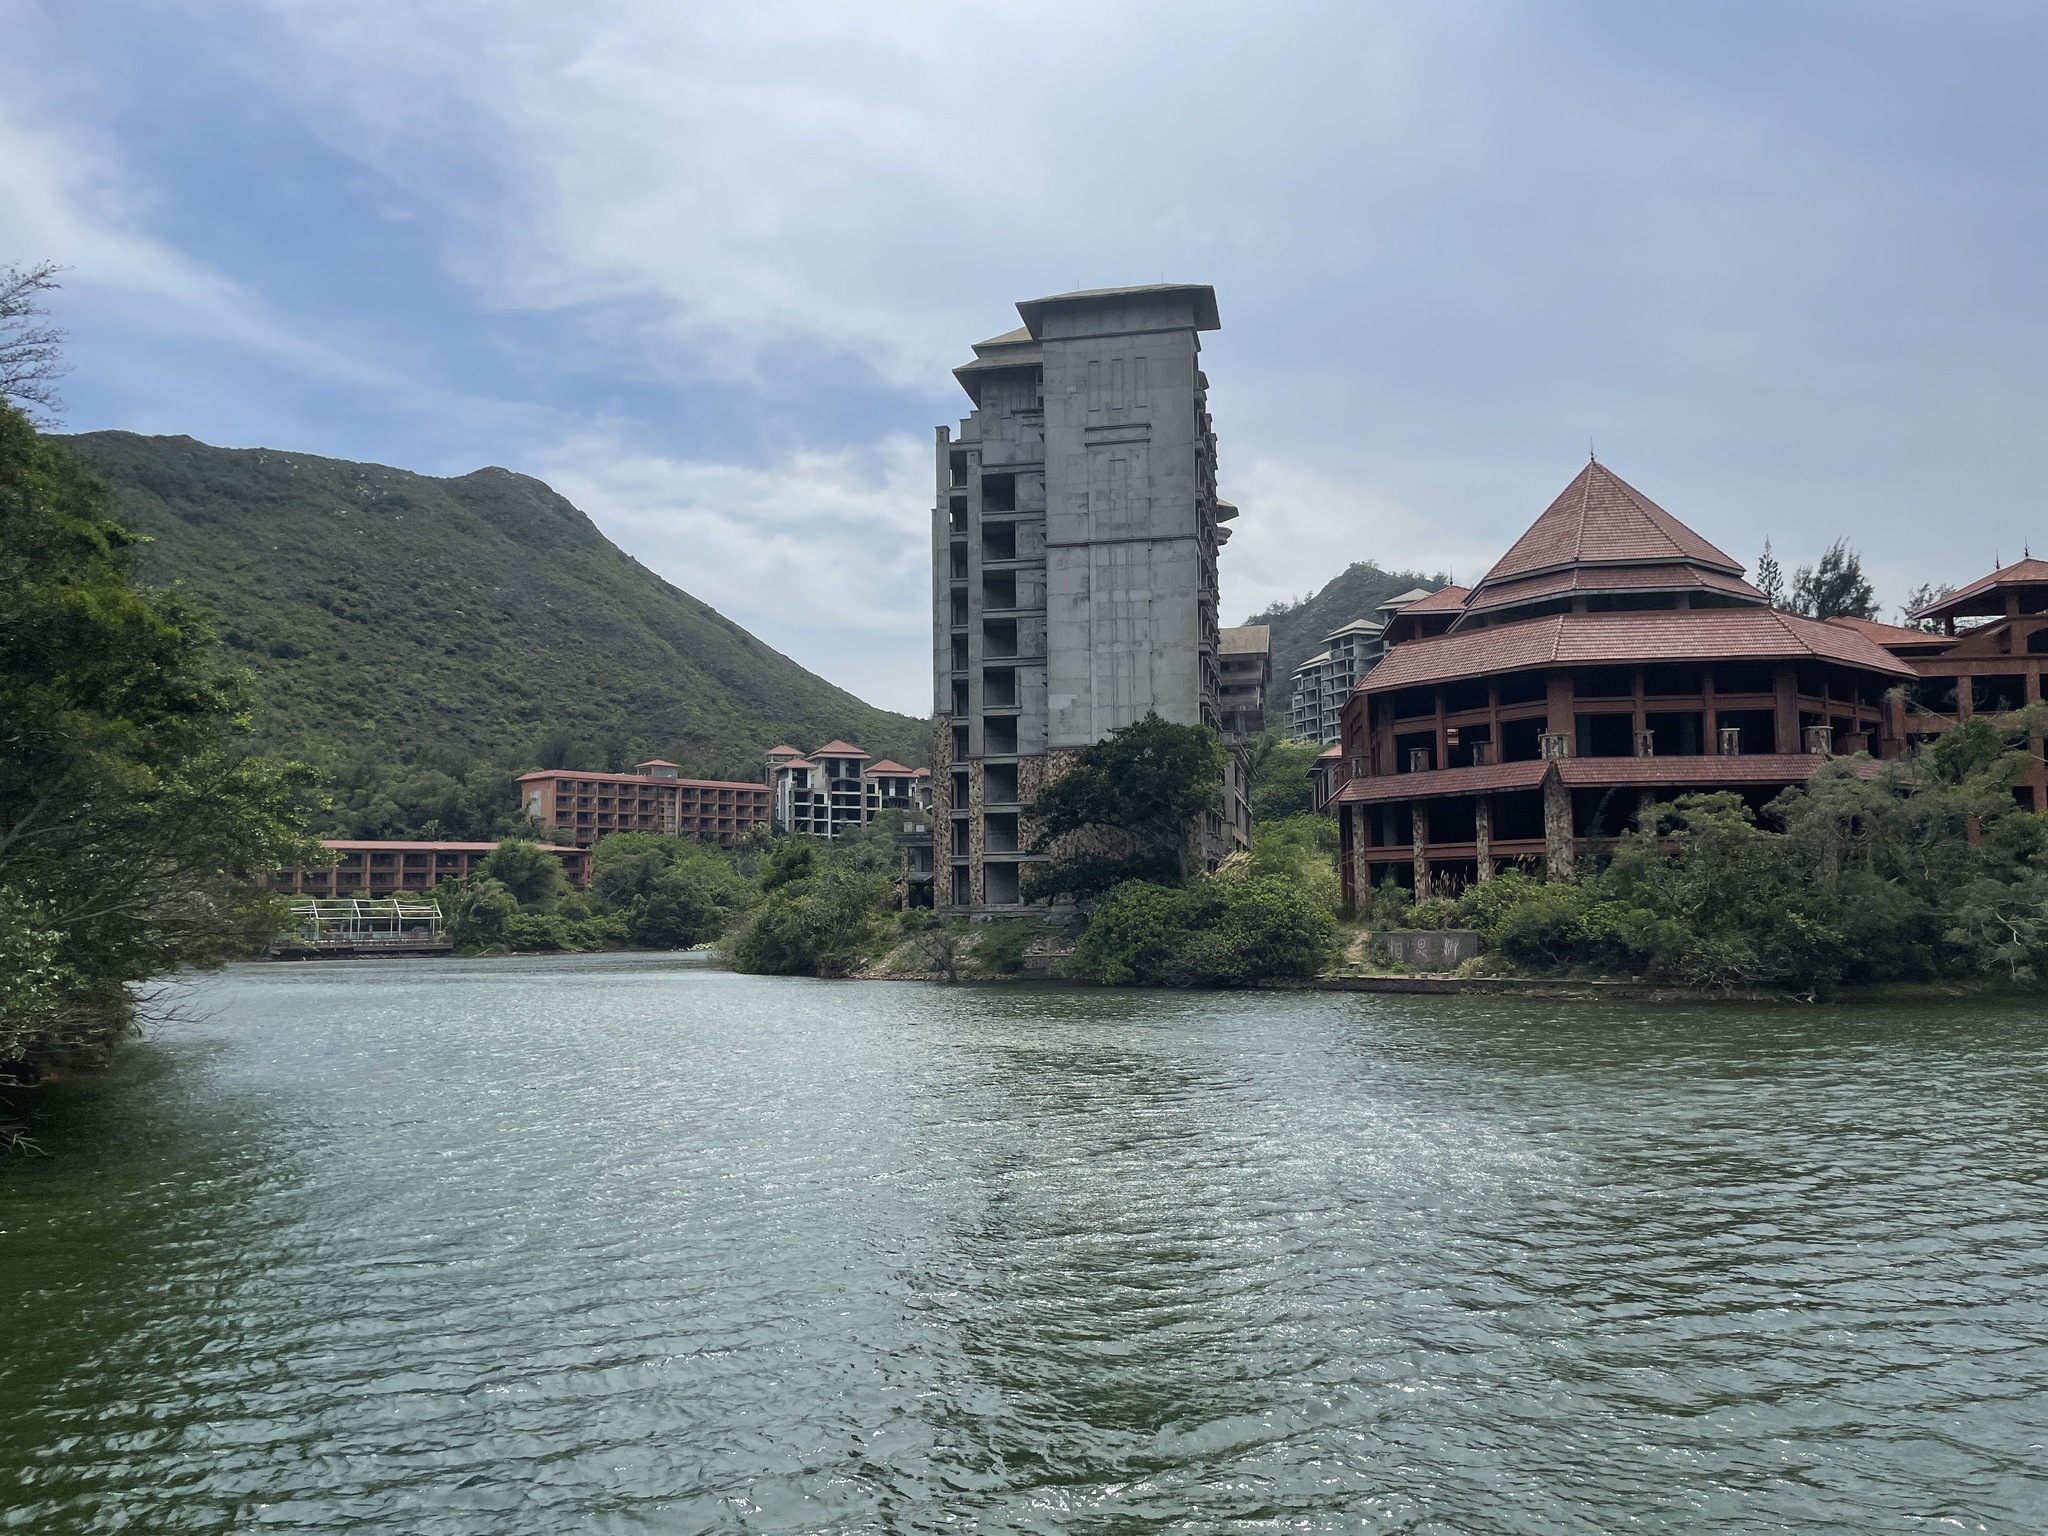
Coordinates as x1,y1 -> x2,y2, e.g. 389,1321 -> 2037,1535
59,433 -> 926,831
1246,559 -> 1446,732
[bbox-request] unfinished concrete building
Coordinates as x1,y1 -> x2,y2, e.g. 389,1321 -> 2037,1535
932,284 -> 1244,913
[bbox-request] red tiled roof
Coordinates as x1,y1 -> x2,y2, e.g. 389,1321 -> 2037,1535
1336,761 -> 1548,804
812,740 -> 868,757
766,744 -> 805,756
1824,615 -> 1953,651
865,759 -> 917,775
1479,462 -> 1743,586
516,769 -> 770,789
1403,585 -> 1471,613
318,839 -> 586,854
1363,609 -> 1916,693
1461,563 -> 1762,614
1909,558 -> 2048,619
634,758 -> 680,768
913,767 -> 931,778
1335,752 -> 1879,805
1555,754 -> 1881,787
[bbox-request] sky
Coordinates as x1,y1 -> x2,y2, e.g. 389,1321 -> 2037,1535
5,0 -> 2047,715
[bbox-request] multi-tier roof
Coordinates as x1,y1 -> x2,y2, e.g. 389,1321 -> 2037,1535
1451,461 -> 1764,627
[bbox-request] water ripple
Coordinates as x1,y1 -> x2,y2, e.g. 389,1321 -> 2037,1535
4,958 -> 2047,1531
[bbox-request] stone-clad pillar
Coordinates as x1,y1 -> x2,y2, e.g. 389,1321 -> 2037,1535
1351,805 -> 1372,913
1474,796 -> 1492,881
1543,771 -> 1573,882
1412,802 -> 1431,900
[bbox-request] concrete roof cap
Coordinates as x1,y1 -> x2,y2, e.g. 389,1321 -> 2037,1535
1015,283 -> 1220,337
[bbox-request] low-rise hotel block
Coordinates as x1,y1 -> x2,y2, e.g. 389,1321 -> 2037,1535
516,759 -> 770,848
268,840 -> 591,896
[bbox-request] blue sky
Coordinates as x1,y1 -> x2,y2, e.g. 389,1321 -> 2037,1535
6,0 -> 2046,714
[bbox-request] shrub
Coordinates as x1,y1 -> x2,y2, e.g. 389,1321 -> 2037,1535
972,919 -> 1033,976
729,856 -> 892,977
1076,870 -> 1335,987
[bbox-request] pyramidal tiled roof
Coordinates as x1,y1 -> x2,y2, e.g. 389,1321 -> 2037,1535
812,740 -> 868,757
1480,462 -> 1745,586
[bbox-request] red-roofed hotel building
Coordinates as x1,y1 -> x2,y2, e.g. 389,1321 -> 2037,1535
515,759 -> 770,848
1332,462 -> 1919,908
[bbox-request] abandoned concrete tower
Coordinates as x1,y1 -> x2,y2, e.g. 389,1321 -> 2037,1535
932,284 -> 1244,914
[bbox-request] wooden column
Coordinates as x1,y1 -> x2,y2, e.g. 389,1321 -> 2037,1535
1543,770 -> 1573,882
1475,796 -> 1492,881
1774,664 -> 1800,756
1412,802 -> 1431,899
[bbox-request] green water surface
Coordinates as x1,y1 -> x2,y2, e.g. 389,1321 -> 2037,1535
3,954 -> 2045,1532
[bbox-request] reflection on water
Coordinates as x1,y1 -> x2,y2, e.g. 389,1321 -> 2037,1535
4,955 -> 2047,1532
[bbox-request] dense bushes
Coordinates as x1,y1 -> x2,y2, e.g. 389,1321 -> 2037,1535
726,828 -> 897,977
1071,813 -> 1341,987
1423,714 -> 2048,993
1,406 -> 313,1083
437,832 -> 753,953
1077,866 -> 1335,986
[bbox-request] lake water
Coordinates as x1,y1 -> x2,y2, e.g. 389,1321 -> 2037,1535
4,955 -> 2047,1533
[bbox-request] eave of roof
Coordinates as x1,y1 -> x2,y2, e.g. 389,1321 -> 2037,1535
1908,558 -> 2048,619
1335,752 -> 1878,805
1823,615 -> 1954,652
1401,585 -> 1470,614
1015,283 -> 1220,336
1361,609 -> 1917,693
1458,564 -> 1763,617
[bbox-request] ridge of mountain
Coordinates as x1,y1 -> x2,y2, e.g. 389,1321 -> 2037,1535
1244,559 -> 1449,732
61,431 -> 929,784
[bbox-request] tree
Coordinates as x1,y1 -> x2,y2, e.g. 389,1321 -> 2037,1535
728,849 -> 891,976
1024,712 -> 1228,902
0,262 -> 67,428
1075,868 -> 1335,987
478,840 -> 566,910
1245,733 -> 1324,823
1789,539 -> 1878,621
444,879 -> 520,950
1753,539 -> 1784,608
1899,582 -> 1957,632
1,403 -> 314,1079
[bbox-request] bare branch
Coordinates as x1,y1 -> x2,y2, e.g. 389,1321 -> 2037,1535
1,260 -> 70,427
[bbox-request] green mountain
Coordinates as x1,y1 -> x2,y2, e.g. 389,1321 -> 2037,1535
61,432 -> 928,825
1245,559 -> 1447,733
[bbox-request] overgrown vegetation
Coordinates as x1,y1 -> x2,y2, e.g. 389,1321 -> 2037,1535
1364,709 -> 2048,994
1,405 -> 315,1086
1007,715 -> 1342,986
1244,558 -> 1448,735
56,430 -> 928,835
725,823 -> 900,977
1024,712 -> 1229,901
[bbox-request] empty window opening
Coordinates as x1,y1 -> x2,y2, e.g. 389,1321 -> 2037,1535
1575,713 -> 1636,758
983,762 -> 1019,804
983,814 -> 1020,853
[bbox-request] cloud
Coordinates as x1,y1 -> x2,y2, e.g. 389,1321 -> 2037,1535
532,429 -> 936,715
10,0 -> 2048,705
